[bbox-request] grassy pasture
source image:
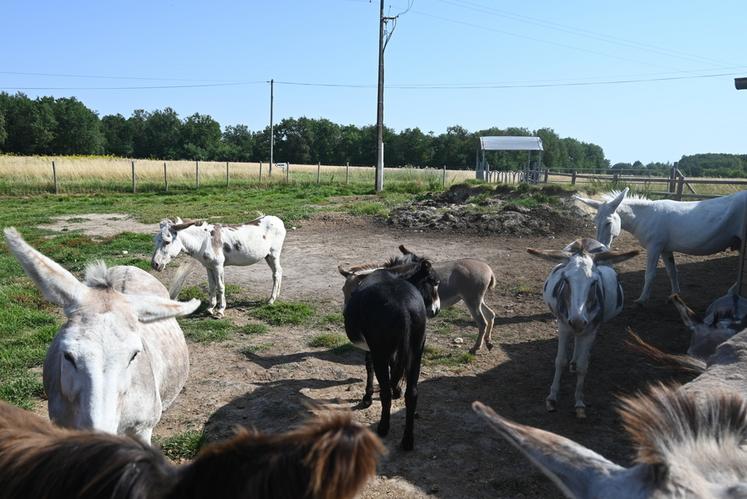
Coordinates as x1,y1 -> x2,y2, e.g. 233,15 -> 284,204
0,155 -> 474,195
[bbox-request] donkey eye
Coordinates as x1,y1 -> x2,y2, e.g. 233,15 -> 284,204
63,352 -> 77,369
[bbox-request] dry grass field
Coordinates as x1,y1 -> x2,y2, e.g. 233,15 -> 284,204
0,155 -> 476,193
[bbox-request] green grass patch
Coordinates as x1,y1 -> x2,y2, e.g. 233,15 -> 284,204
308,333 -> 349,349
423,346 -> 475,367
179,318 -> 235,343
158,430 -> 204,461
239,323 -> 268,335
178,286 -> 208,302
224,284 -> 242,295
321,313 -> 344,325
251,301 -> 315,326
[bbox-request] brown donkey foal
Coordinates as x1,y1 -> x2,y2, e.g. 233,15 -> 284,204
0,401 -> 385,499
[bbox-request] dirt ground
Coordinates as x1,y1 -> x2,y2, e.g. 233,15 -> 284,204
40,211 -> 738,498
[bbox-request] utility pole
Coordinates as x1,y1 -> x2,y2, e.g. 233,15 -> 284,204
734,77 -> 747,295
375,0 -> 385,192
269,78 -> 274,177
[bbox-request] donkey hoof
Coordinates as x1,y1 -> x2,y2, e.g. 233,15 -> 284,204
576,407 -> 587,419
267,298 -> 276,305
401,435 -> 414,451
546,399 -> 557,412
360,395 -> 373,408
468,347 -> 478,355
486,342 -> 494,351
377,423 -> 390,437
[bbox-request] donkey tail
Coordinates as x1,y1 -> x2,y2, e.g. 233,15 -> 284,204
169,261 -> 197,300
625,330 -> 705,374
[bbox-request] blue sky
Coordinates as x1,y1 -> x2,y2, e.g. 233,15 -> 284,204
2,0 -> 746,165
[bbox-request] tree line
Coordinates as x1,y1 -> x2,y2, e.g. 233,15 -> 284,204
0,92 -> 743,176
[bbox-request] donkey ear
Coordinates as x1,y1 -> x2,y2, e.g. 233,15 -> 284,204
338,265 -> 353,278
573,195 -> 602,210
399,245 -> 412,255
472,401 -> 623,498
593,250 -> 639,265
126,295 -> 201,323
3,228 -> 87,310
671,293 -> 702,328
607,188 -> 629,212
527,248 -> 570,262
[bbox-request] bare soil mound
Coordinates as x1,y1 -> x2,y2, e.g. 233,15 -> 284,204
388,184 -> 590,236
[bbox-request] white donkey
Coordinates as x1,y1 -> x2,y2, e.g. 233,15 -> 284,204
4,228 -> 199,443
151,215 -> 286,318
575,188 -> 747,304
473,324 -> 747,498
528,238 -> 639,418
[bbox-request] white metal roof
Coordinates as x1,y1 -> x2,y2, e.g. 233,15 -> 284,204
479,136 -> 543,151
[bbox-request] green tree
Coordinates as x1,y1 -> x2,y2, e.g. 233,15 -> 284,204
181,113 -> 221,160
219,124 -> 254,161
50,97 -> 103,154
0,93 -> 57,154
139,108 -> 182,159
101,114 -> 134,156
0,111 -> 6,150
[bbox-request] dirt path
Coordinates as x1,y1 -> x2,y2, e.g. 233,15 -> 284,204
39,212 -> 739,498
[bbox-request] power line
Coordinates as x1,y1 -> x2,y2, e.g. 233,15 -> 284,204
0,70 -> 238,83
438,0 -> 732,68
0,81 -> 266,91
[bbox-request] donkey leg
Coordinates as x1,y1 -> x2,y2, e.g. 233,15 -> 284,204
547,324 -> 570,412
206,268 -> 218,316
265,252 -> 283,305
389,354 -> 404,400
572,332 -> 596,419
362,352 -> 374,407
215,265 -> 226,318
401,346 -> 424,451
480,301 -> 497,350
466,299 -> 489,354
635,247 -> 662,304
662,251 -> 680,298
372,354 -> 392,438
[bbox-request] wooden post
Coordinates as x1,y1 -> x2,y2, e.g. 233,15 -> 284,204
226,161 -> 229,188
286,163 -> 289,183
317,162 -> 321,184
571,170 -> 577,185
543,168 -> 549,183
259,161 -> 263,181
676,174 -> 685,201
52,160 -> 59,194
195,161 -> 200,189
163,162 -> 168,192
131,160 -> 136,193
442,165 -> 447,187
669,166 -> 676,193
346,161 -> 350,185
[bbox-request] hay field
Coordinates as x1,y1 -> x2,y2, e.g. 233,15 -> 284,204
0,156 -> 476,194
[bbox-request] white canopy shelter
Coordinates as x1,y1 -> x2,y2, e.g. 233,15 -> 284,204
476,136 -> 544,181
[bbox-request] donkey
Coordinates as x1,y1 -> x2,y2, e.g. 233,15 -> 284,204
342,252 -> 440,450
4,228 -> 200,444
340,245 -> 496,354
151,215 -> 286,318
0,400 -> 385,499
575,188 -> 747,303
473,383 -> 747,499
528,238 -> 639,418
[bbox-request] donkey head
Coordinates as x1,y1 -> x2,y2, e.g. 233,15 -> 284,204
4,228 -> 200,434
574,188 -> 628,247
406,258 -> 441,318
528,238 -> 637,332
473,385 -> 747,498
151,218 -> 192,271
671,293 -> 745,360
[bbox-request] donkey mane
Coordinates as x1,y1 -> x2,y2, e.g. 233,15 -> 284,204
618,384 -> 747,467
84,260 -> 123,289
601,190 -> 651,204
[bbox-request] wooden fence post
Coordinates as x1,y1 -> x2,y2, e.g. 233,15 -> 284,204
226,161 -> 229,188
442,165 -> 447,187
52,160 -> 59,194
669,166 -> 676,193
131,160 -> 136,193
543,168 -> 549,183
286,163 -> 290,183
571,170 -> 577,185
317,162 -> 321,184
163,162 -> 168,192
195,161 -> 200,189
676,174 -> 685,201
346,161 -> 350,185
259,161 -> 263,182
